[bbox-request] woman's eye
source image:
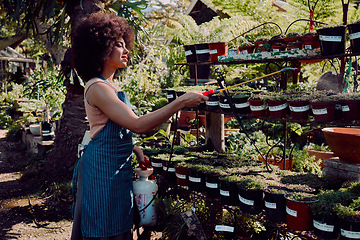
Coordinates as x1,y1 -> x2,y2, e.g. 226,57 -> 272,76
115,43 -> 123,48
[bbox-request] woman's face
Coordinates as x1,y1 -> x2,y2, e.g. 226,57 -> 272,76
107,38 -> 129,69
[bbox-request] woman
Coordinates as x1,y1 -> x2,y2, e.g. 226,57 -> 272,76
71,12 -> 208,240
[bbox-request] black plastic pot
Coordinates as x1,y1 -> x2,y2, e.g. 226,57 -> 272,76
317,26 -> 346,56
188,168 -> 205,192
313,214 -> 339,240
206,95 -> 220,112
150,157 -> 163,175
237,186 -> 264,215
166,90 -> 176,103
205,173 -> 220,198
195,43 -> 210,63
184,44 -> 197,63
339,218 -> 360,240
162,160 -> 177,184
348,22 -> 360,54
219,95 -> 232,114
219,179 -> 239,206
232,95 -> 250,115
264,190 -> 286,223
187,65 -> 211,85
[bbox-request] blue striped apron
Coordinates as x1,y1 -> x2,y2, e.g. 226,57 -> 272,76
72,80 -> 134,238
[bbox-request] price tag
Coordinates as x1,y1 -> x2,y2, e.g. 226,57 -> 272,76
319,35 -> 343,42
241,50 -> 248,54
220,103 -> 231,109
167,94 -> 174,98
235,102 -> 250,108
265,201 -> 277,209
189,176 -> 201,183
313,220 -> 334,232
269,103 -> 288,111
206,182 -> 218,189
350,32 -> 360,40
273,49 -> 280,52
176,173 -> 186,179
220,189 -> 230,196
312,108 -> 328,115
185,50 -> 193,56
286,206 -> 297,217
215,225 -> 234,232
304,45 -> 312,50
341,229 -> 360,239
250,105 -> 266,111
151,162 -> 162,167
196,49 -> 209,54
290,105 -> 310,112
342,105 -> 350,112
163,166 -> 175,172
206,101 -> 219,106
238,195 -> 254,206
209,49 -> 218,54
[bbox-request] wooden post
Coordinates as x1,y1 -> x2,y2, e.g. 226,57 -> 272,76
205,111 -> 225,152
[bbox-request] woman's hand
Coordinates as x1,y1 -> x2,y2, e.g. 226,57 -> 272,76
133,146 -> 150,169
177,91 -> 209,108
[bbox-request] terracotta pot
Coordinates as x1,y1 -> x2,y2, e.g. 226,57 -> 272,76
311,101 -> 336,122
267,100 -> 288,119
258,154 -> 294,170
284,36 -> 301,45
249,99 -> 267,117
272,45 -> 286,52
178,110 -> 196,130
208,42 -> 228,62
239,45 -> 255,54
322,127 -> 360,164
288,100 -> 310,120
285,194 -> 318,231
301,34 -> 320,50
287,43 -> 302,51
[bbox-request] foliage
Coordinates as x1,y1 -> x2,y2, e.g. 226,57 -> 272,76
291,147 -> 321,174
285,192 -> 318,202
311,189 -> 354,216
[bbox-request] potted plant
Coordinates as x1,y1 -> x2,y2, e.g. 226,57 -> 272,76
218,92 -> 233,114
272,42 -> 286,52
310,91 -> 339,122
287,91 -> 312,120
301,32 -> 320,50
263,183 -> 289,223
334,198 -> 360,240
187,163 -> 206,192
249,93 -> 267,117
284,191 -> 319,231
219,174 -> 241,206
206,94 -> 220,112
237,176 -> 267,215
239,42 -> 255,54
311,189 -> 354,239
287,40 -> 302,51
269,33 -> 285,46
256,42 -> 272,53
317,25 -> 346,56
339,92 -> 360,121
262,91 -> 289,119
204,166 -> 225,198
284,32 -> 301,45
348,21 -> 360,54
232,92 -> 251,115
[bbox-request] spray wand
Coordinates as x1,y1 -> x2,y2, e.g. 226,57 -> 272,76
202,67 -> 300,96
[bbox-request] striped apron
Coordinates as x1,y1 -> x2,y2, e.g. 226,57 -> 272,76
72,81 -> 134,238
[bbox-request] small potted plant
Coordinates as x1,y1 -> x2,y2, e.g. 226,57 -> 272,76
239,42 -> 255,54
272,42 -> 286,52
284,191 -> 319,231
334,198 -> 360,240
237,176 -> 267,215
310,91 -> 339,122
339,92 -> 360,121
262,91 -> 289,119
301,31 -> 320,50
287,91 -> 312,120
287,40 -> 302,51
284,32 -> 301,45
249,93 -> 267,117
232,92 -> 251,115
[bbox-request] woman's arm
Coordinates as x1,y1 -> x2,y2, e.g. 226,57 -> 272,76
87,82 -> 208,134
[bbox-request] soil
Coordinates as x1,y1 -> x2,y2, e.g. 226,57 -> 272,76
0,130 -> 162,239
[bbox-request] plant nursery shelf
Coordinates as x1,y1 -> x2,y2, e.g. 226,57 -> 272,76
175,50 -> 360,66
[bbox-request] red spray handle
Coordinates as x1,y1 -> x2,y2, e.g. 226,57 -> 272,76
202,89 -> 219,96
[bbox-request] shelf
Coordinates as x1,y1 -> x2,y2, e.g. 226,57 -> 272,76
175,51 -> 360,66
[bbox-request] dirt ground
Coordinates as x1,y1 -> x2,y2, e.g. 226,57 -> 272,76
0,130 -> 161,239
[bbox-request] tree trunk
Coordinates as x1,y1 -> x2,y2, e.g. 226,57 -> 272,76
43,0 -> 106,181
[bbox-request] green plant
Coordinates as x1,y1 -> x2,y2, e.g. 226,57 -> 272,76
285,192 -> 318,202
237,176 -> 267,190
311,189 -> 353,216
291,148 -> 321,174
286,32 -> 300,38
334,198 -> 360,221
